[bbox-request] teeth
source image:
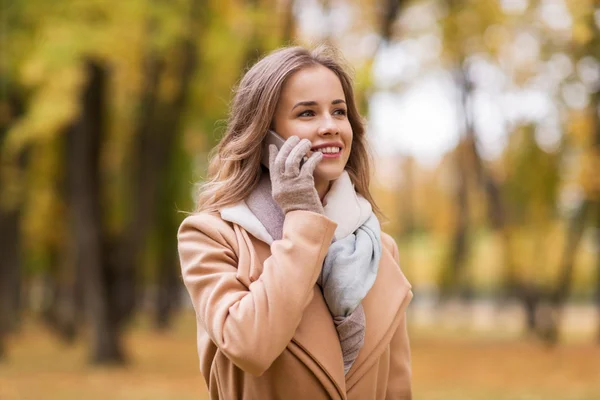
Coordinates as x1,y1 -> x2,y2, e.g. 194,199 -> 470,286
317,147 -> 340,154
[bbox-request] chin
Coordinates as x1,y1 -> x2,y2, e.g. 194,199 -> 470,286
314,165 -> 345,183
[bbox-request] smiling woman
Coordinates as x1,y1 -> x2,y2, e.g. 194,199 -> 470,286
177,45 -> 413,400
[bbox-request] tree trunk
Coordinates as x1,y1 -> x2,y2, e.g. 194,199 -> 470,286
593,94 -> 600,344
523,288 -> 539,333
66,60 -> 124,363
401,156 -> 415,236
379,0 -> 404,42
554,201 -> 590,304
595,200 -> 600,343
154,245 -> 181,330
0,91 -> 25,361
0,205 -> 20,361
40,269 -> 80,343
441,67 -> 475,299
153,144 -> 185,330
533,193 -> 590,344
41,176 -> 83,344
590,53 -> 600,344
442,139 -> 470,299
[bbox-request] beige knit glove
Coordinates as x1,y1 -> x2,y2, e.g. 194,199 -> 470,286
268,136 -> 324,215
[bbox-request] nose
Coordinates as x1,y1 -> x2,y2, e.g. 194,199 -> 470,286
317,115 -> 340,136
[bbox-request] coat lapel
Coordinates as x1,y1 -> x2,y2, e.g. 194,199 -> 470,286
290,286 -> 347,399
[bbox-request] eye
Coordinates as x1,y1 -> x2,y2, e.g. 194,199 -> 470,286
333,108 -> 347,116
298,110 -> 315,117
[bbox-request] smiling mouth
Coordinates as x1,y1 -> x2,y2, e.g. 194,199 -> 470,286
304,147 -> 342,162
314,146 -> 341,154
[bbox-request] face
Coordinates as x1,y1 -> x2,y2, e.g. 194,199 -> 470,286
271,65 -> 353,184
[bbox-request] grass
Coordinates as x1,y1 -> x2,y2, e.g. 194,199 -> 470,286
411,334 -> 600,400
1,313 -> 600,400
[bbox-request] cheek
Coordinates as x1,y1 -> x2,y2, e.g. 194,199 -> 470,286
282,122 -> 313,140
344,132 -> 353,160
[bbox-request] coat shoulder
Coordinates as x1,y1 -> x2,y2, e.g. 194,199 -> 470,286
178,210 -> 228,229
380,231 -> 412,288
177,211 -> 237,248
380,231 -> 400,262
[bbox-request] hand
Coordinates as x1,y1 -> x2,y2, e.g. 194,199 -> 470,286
268,136 -> 324,215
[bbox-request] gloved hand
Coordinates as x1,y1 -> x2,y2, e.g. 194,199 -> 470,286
268,136 -> 324,215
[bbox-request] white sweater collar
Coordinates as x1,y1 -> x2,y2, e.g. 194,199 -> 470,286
220,171 -> 372,245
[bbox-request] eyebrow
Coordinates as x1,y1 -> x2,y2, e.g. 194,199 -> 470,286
291,99 -> 346,110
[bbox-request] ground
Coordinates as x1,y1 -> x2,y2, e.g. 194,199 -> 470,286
1,313 -> 599,400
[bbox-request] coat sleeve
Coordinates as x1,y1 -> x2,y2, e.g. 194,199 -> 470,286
386,237 -> 413,400
177,210 -> 337,376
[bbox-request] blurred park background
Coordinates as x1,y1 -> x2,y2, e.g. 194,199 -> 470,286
1,0 -> 600,399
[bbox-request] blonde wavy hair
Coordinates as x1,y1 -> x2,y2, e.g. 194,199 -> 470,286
196,45 -> 383,219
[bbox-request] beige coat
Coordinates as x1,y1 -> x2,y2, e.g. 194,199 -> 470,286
178,209 -> 413,399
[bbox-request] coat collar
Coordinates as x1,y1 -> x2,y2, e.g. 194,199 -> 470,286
290,286 -> 348,398
220,171 -> 372,244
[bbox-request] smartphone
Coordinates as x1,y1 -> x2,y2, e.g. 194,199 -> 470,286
261,130 -> 286,168
261,130 -> 308,169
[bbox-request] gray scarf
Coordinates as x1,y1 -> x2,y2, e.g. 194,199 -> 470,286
246,171 -> 382,374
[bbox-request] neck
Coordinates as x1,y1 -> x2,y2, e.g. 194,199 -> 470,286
315,178 -> 332,203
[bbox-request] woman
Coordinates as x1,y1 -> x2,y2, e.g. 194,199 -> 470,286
178,45 -> 413,399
